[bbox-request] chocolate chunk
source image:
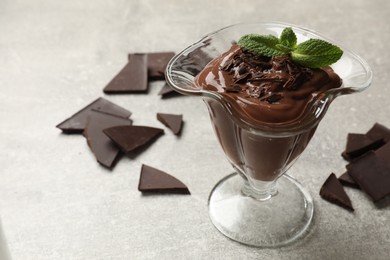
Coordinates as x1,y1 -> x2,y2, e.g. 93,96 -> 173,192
342,133 -> 385,161
366,123 -> 390,142
347,151 -> 390,202
129,52 -> 175,80
138,164 -> 190,194
83,112 -> 132,168
158,82 -> 179,97
375,141 -> 390,161
146,52 -> 175,80
103,125 -> 164,153
320,173 -> 354,211
338,172 -> 360,189
157,113 -> 183,135
104,54 -> 148,93
56,97 -> 131,133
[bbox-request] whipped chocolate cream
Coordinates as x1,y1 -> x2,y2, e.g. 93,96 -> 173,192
195,45 -> 342,124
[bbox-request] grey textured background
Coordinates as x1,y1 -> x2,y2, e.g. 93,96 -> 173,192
1,0 -> 390,259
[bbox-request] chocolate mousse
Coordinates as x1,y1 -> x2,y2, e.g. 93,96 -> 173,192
195,45 -> 342,124
194,44 -> 342,181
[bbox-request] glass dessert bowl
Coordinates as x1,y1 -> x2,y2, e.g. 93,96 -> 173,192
165,22 -> 372,247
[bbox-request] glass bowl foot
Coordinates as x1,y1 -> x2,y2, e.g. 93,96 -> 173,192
208,173 -> 314,247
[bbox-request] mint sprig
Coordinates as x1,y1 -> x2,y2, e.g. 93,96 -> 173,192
237,27 -> 343,68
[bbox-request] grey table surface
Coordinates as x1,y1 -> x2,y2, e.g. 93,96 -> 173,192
1,0 -> 390,259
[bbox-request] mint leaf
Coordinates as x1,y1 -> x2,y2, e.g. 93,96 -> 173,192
238,34 -> 287,57
291,39 -> 343,68
238,28 -> 343,68
280,27 -> 297,48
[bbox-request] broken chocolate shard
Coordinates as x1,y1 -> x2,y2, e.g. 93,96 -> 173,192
342,133 -> 384,161
347,151 -> 390,202
147,52 -> 175,80
56,97 -> 132,133
320,173 -> 354,211
103,125 -> 164,153
128,52 -> 175,80
366,123 -> 390,143
104,54 -> 148,93
138,164 -> 190,194
157,113 -> 183,135
375,141 -> 390,162
158,82 -> 179,97
83,111 -> 132,168
338,172 -> 360,189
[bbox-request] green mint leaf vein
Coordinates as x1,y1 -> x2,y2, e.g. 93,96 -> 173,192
291,39 -> 343,68
237,27 -> 343,68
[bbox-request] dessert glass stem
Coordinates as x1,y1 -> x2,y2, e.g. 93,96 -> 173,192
242,176 -> 278,201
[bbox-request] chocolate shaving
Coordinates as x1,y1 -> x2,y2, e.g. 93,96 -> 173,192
220,59 -> 234,71
220,47 -> 313,100
265,94 -> 282,104
225,85 -> 242,92
233,72 -> 251,84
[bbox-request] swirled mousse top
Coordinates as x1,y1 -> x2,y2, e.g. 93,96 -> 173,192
195,44 -> 342,124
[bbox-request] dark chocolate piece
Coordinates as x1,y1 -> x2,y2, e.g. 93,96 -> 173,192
366,123 -> 390,142
342,133 -> 384,161
347,151 -> 390,202
375,141 -> 390,162
146,52 -> 175,80
158,83 -> 180,97
338,172 -> 360,189
104,54 -> 148,93
138,164 -> 190,194
56,97 -> 131,133
103,125 -> 164,153
320,173 -> 354,211
83,112 -> 132,168
128,52 -> 175,80
157,113 -> 183,135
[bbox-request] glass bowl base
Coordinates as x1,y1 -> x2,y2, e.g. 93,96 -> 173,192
208,173 -> 314,247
